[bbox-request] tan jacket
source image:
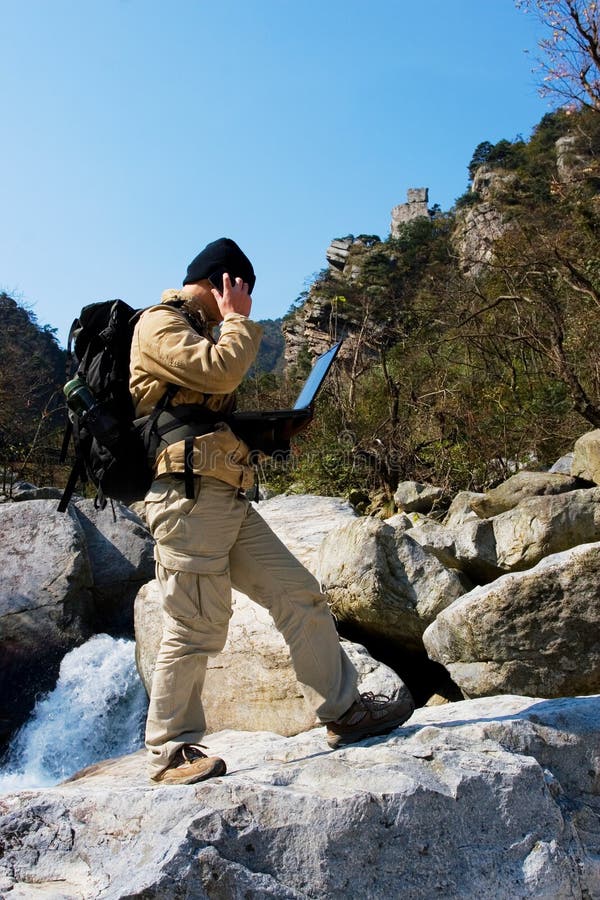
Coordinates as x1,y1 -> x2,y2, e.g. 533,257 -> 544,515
130,289 -> 263,490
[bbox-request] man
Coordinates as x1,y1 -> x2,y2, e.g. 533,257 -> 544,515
130,237 -> 413,786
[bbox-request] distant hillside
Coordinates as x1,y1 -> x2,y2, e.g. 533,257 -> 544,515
0,293 -> 66,488
252,318 -> 285,374
273,107 -> 600,497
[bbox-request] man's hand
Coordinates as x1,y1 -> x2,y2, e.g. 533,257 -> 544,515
212,272 -> 252,319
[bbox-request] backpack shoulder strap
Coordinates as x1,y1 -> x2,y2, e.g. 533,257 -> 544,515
57,457 -> 85,513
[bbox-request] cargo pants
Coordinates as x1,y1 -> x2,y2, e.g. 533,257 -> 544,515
144,475 -> 359,777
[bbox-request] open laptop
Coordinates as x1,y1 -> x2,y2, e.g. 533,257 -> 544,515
231,341 -> 342,455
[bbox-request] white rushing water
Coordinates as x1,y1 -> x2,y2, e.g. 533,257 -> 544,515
0,634 -> 148,793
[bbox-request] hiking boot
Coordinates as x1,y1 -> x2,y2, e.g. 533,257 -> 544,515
326,691 -> 414,749
152,744 -> 227,785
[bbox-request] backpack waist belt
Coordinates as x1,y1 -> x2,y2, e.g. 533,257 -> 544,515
153,404 -> 235,499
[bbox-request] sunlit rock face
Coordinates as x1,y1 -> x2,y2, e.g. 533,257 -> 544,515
2,695 -> 600,899
423,541 -> 600,699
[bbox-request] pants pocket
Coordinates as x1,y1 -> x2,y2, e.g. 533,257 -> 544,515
145,479 -> 195,543
197,572 -> 233,627
157,565 -> 232,627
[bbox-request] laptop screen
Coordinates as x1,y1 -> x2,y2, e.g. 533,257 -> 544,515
293,342 -> 342,410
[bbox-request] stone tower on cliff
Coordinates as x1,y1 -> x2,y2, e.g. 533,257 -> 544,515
390,188 -> 430,237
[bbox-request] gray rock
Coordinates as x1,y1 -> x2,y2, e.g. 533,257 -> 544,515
136,579 -> 407,736
409,516 -> 498,583
383,511 -> 413,531
423,541 -> 600,698
0,500 -> 95,734
470,471 -> 580,518
9,481 -> 37,497
393,480 -> 444,513
319,518 -> 468,650
452,166 -> 519,278
549,452 -> 574,474
406,510 -> 430,526
453,199 -> 509,276
443,491 -> 485,529
414,485 -> 600,578
72,499 -> 155,635
572,429 -> 600,485
133,579 -> 159,692
493,486 -> 600,570
390,187 -> 431,236
556,133 -> 590,183
2,695 -> 600,898
472,165 -> 519,201
446,518 -> 500,581
10,484 -> 64,501
408,518 -> 457,566
326,237 -> 354,271
127,500 -> 147,524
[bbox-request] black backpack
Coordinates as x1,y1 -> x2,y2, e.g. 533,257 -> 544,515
57,297 -> 293,512
58,299 -> 178,512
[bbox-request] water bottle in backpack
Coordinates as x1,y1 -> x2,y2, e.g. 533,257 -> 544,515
63,375 -> 120,448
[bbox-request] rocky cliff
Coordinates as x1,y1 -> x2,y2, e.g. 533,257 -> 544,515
283,116 -> 599,369
283,232 -> 390,369
451,166 -> 516,276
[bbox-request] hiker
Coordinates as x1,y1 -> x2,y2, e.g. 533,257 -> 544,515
129,237 -> 414,785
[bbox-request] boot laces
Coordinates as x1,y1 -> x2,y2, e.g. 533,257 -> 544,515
181,743 -> 208,763
358,691 -> 396,711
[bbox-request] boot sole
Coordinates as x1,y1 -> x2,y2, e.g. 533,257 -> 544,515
326,709 -> 414,750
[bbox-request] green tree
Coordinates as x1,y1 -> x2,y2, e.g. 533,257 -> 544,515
0,293 -> 66,489
468,141 -> 496,177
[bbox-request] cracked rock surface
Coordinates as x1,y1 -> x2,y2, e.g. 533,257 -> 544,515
1,695 -> 599,899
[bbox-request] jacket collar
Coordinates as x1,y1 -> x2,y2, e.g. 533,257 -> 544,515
160,289 -> 218,328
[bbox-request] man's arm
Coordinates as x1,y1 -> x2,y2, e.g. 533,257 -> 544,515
135,277 -> 262,394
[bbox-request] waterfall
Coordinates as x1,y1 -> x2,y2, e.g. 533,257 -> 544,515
0,634 -> 148,793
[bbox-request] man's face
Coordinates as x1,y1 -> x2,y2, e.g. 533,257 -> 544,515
181,280 -> 223,323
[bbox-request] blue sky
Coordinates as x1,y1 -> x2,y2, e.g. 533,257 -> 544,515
1,1 -> 550,346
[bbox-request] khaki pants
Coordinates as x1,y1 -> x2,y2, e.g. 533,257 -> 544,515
144,475 -> 359,777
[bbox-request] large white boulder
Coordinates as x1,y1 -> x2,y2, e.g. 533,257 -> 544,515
135,580 -> 406,736
251,493 -> 356,573
423,541 -> 600,698
318,518 -> 469,649
1,695 -> 600,898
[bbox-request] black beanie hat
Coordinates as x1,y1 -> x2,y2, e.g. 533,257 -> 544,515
183,237 -> 256,293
